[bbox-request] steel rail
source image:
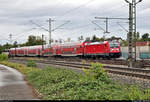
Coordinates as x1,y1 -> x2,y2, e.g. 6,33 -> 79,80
12,57 -> 150,68
37,60 -> 150,74
9,58 -> 150,74
9,59 -> 150,80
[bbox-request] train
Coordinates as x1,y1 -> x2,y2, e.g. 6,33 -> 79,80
9,41 -> 121,59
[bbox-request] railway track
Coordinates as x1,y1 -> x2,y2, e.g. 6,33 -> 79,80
9,58 -> 150,80
10,56 -> 150,68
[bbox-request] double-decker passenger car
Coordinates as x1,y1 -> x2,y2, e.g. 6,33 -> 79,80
9,41 -> 121,58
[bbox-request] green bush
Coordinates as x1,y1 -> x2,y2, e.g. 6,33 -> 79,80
128,85 -> 150,100
27,60 -> 37,67
1,61 -> 150,100
26,63 -> 150,100
0,54 -> 8,61
82,62 -> 109,82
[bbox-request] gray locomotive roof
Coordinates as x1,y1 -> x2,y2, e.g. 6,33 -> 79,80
85,41 -> 108,45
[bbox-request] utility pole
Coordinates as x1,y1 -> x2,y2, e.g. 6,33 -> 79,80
103,18 -> 110,40
30,19 -> 70,47
48,18 -> 52,47
129,3 -> 134,67
42,34 -> 44,51
47,19 -> 70,47
9,34 -> 12,44
104,18 -> 110,34
95,17 -> 128,40
125,0 -> 142,67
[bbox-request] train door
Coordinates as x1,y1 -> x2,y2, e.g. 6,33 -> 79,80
23,49 -> 25,56
74,47 -> 77,55
26,48 -> 28,56
25,49 -> 27,56
55,48 -> 57,56
61,48 -> 63,56
15,48 -> 17,56
84,45 -> 87,56
36,48 -> 39,56
53,48 -> 56,56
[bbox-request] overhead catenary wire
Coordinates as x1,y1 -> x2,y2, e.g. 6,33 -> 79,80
0,34 -> 9,41
54,0 -> 97,19
55,22 -> 103,40
116,22 -> 129,32
8,0 -> 136,45
11,28 -> 37,37
12,28 -> 38,41
28,0 -> 129,43
68,25 -> 91,30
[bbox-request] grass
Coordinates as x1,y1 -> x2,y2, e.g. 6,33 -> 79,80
27,60 -> 37,67
0,54 -> 8,61
0,61 -> 149,100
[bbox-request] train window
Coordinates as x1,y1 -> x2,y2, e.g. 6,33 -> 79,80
109,43 -> 119,48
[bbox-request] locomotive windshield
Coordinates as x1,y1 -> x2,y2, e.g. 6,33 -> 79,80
109,42 -> 119,48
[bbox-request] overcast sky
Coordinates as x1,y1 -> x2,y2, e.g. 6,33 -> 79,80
0,0 -> 149,45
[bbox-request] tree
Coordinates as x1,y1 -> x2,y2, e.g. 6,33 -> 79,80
99,38 -> 104,42
3,43 -> 12,50
66,38 -> 71,42
0,45 -> 4,54
58,39 -> 63,43
55,40 -> 58,43
142,33 -> 149,41
91,35 -> 97,42
120,40 -> 128,46
78,36 -> 84,42
136,32 -> 140,40
25,35 -> 46,46
84,37 -> 91,42
26,35 -> 36,46
36,36 -> 46,45
110,36 -> 116,40
13,41 -> 18,47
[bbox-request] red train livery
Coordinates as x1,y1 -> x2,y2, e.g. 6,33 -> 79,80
9,41 -> 121,58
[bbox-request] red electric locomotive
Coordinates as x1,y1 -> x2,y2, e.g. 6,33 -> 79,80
84,41 -> 121,58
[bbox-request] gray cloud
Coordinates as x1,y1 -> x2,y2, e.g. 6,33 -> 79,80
0,0 -> 149,45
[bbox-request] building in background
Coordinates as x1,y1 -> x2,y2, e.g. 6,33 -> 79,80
121,41 -> 150,59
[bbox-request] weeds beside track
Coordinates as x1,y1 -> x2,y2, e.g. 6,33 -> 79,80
9,58 -> 150,81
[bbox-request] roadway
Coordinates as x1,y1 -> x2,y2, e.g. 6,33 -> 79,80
0,64 -> 39,100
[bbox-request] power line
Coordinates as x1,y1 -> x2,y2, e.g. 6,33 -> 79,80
30,19 -> 70,46
55,0 -> 96,19
51,20 -> 70,32
0,34 -> 9,41
12,28 -> 37,37
91,21 -> 105,32
63,24 -> 91,30
30,20 -> 49,32
13,28 -> 37,41
9,34 -> 12,44
95,17 -> 129,40
116,22 -> 129,32
90,3 -> 128,17
51,0 -> 66,8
